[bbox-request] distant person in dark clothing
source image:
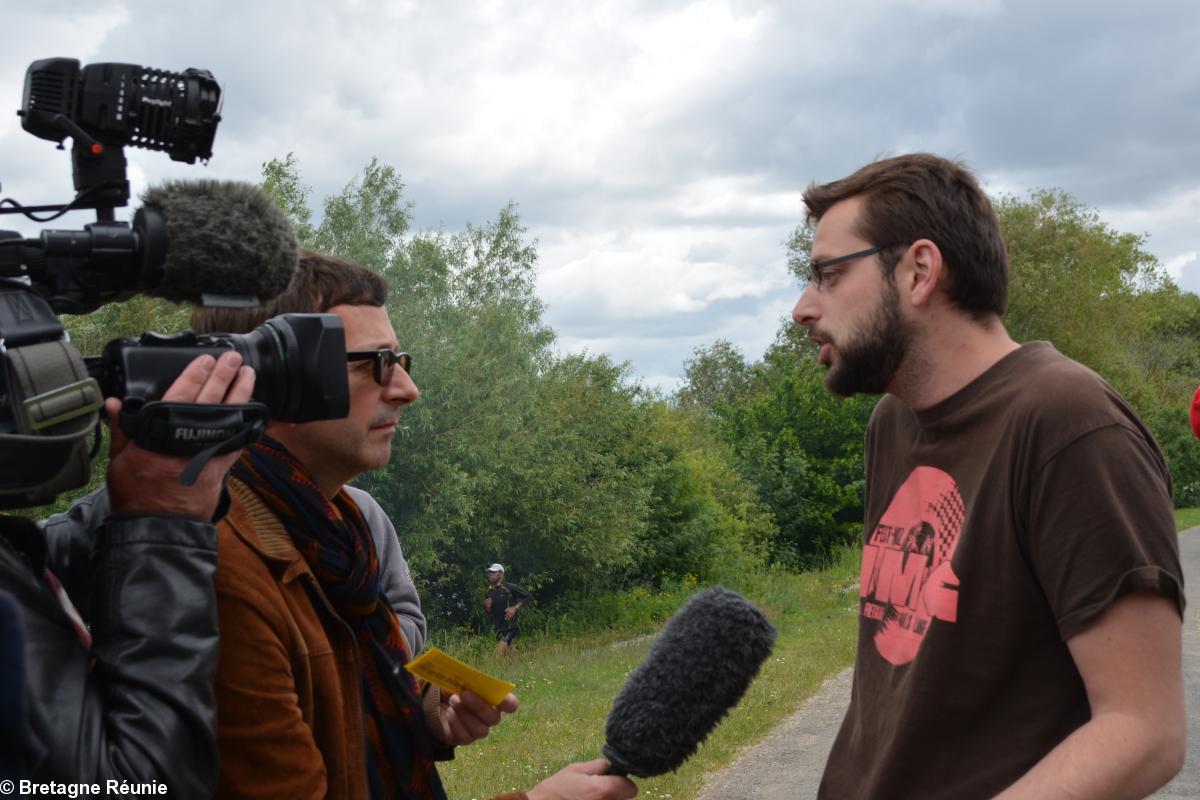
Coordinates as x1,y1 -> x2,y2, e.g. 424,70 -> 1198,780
483,564 -> 532,657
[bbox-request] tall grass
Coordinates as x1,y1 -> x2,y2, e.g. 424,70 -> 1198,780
434,546 -> 861,800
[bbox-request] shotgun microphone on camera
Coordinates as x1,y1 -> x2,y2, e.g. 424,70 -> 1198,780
0,179 -> 299,313
602,587 -> 777,777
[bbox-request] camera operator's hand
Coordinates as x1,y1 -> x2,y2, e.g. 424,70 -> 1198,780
106,352 -> 255,520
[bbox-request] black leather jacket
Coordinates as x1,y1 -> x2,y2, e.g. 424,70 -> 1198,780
0,510 -> 219,797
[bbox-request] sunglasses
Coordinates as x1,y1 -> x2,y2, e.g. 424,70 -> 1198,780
346,348 -> 412,386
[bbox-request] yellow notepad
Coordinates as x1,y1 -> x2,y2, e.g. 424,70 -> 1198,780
404,646 -> 516,707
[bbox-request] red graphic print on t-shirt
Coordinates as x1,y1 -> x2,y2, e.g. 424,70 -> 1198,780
859,466 -> 964,665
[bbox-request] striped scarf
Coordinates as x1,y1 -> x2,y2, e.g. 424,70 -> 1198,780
232,436 -> 446,800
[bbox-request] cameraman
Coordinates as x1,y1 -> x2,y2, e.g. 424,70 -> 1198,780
0,351 -> 254,795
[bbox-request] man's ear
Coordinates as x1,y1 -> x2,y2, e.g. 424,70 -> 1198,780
905,239 -> 944,308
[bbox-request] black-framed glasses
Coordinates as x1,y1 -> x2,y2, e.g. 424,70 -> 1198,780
808,246 -> 885,288
346,348 -> 412,386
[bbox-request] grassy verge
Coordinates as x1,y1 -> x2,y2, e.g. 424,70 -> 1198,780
435,548 -> 860,800
1175,508 -> 1200,531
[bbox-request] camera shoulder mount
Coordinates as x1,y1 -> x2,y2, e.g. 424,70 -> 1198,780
118,398 -> 269,486
0,281 -> 104,509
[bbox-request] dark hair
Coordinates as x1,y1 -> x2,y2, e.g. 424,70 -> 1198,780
803,153 -> 1008,318
191,250 -> 388,334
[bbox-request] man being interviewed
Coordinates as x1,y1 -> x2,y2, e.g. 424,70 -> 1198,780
200,252 -> 635,800
794,154 -> 1186,799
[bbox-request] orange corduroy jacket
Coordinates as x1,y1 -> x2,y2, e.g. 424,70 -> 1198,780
210,478 -> 450,799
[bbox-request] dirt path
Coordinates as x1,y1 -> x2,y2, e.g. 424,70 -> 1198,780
696,528 -> 1200,800
696,666 -> 851,800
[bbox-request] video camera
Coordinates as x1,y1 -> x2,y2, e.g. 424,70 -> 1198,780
0,58 -> 350,509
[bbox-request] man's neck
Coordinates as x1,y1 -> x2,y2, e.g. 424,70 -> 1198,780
264,424 -> 347,500
890,312 -> 1019,411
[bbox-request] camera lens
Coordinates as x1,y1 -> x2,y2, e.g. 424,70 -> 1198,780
95,312 -> 350,422
223,313 -> 350,422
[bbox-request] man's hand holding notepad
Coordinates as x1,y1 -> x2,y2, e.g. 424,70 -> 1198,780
406,646 -> 516,707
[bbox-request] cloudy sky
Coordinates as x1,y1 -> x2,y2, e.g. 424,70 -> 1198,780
3,1 -> 1197,391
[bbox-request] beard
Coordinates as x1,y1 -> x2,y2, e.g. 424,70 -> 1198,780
824,279 -> 912,397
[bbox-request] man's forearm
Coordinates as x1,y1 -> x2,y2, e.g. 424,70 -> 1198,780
993,711 -> 1184,799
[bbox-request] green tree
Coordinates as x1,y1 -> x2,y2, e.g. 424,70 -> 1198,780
314,158 -> 411,269
677,339 -> 752,413
261,152 -> 316,244
632,402 -> 774,584
998,190 -> 1200,505
261,155 -> 770,626
680,187 -> 1200,569
671,219 -> 873,568
711,325 -> 875,567
998,189 -> 1172,391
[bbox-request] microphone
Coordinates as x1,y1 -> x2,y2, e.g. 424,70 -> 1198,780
603,587 -> 777,777
4,179 -> 299,313
137,179 -> 299,308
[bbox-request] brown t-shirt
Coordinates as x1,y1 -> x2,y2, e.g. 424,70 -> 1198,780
819,342 -> 1185,800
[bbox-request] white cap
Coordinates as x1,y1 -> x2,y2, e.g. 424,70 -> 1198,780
486,563 -> 504,573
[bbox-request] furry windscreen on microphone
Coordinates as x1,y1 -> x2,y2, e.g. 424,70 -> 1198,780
603,586 -> 777,777
142,179 -> 299,305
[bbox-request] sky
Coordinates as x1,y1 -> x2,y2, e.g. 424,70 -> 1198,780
2,0 -> 1198,393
